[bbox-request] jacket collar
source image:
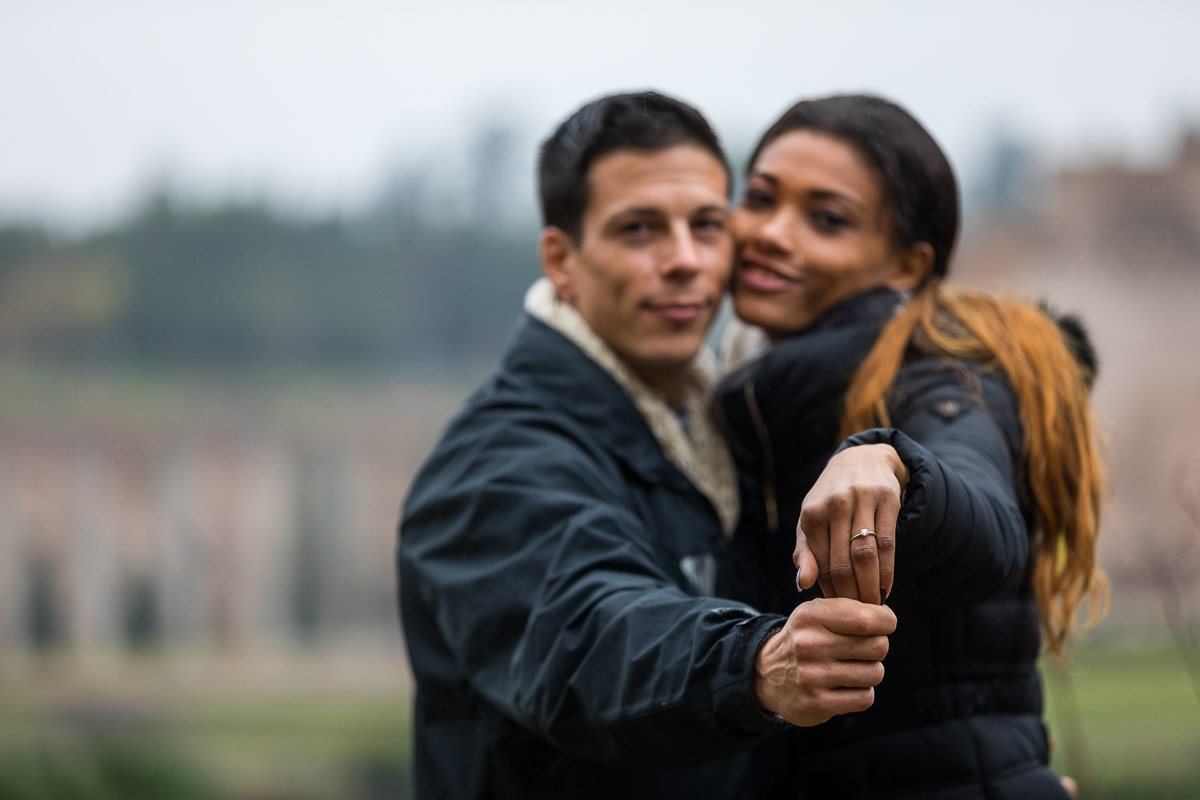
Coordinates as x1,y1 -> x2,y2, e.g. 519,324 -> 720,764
517,278 -> 739,536
787,286 -> 908,339
712,287 -> 907,469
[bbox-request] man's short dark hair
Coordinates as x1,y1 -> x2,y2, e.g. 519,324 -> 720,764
537,91 -> 731,242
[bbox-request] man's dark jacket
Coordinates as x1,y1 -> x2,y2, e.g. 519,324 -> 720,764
398,314 -> 786,799
713,288 -> 1069,798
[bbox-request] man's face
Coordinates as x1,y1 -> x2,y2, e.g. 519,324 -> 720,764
543,145 -> 733,396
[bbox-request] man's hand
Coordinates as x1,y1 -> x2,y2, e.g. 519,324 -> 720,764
754,597 -> 896,727
794,444 -> 908,604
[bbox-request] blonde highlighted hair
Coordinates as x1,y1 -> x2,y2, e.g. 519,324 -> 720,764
840,282 -> 1109,659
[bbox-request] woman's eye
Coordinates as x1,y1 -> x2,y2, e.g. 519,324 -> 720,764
812,210 -> 849,231
741,188 -> 774,210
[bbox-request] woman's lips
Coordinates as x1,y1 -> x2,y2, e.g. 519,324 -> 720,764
738,257 -> 797,293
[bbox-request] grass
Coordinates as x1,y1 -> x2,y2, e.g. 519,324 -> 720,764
0,650 -> 415,800
2,641 -> 1197,799
1045,639 -> 1200,799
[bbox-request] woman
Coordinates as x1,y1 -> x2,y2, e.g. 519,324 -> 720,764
713,95 -> 1107,798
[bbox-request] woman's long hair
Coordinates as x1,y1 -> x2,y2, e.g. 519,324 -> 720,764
839,282 -> 1109,659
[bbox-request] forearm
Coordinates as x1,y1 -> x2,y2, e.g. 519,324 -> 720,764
405,495 -> 786,767
511,558 -> 787,765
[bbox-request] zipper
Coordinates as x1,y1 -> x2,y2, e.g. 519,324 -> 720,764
742,381 -> 779,534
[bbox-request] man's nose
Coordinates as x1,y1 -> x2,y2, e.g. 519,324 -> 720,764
663,224 -> 702,275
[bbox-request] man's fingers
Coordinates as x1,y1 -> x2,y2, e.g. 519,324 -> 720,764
807,596 -> 897,636
825,658 -> 886,689
763,597 -> 896,728
831,634 -> 890,664
786,687 -> 877,727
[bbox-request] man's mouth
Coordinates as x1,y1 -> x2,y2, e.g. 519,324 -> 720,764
646,299 -> 708,323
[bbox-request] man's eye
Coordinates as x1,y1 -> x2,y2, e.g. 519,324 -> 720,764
620,221 -> 651,235
693,217 -> 727,233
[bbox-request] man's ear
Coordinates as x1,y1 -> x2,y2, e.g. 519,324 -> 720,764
539,227 -> 577,305
889,242 -> 935,291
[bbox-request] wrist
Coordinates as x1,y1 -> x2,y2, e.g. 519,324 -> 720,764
884,444 -> 910,490
753,623 -> 787,715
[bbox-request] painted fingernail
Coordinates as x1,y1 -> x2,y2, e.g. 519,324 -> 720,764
881,587 -> 889,602
796,568 -> 804,593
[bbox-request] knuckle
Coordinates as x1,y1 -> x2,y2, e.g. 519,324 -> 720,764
798,507 -> 819,528
870,663 -> 886,686
841,689 -> 874,714
852,483 -> 879,502
857,608 -> 881,633
840,607 -> 868,632
851,543 -> 876,565
874,637 -> 890,660
792,661 -> 811,687
870,484 -> 896,504
827,492 -> 852,515
829,562 -> 855,582
875,532 -> 896,551
790,602 -> 815,628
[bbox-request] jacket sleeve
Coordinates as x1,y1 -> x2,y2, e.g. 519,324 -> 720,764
398,406 -> 786,768
836,363 -> 1029,605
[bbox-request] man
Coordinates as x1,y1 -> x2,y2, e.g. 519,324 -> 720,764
397,91 -> 897,799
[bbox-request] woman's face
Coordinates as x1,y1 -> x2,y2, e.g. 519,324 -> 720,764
732,130 -> 926,340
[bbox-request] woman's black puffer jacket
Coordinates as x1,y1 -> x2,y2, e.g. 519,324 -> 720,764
713,288 -> 1072,799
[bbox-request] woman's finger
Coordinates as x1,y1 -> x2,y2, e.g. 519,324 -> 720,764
874,489 -> 901,602
826,495 -> 858,600
794,526 -> 820,592
798,506 -> 834,598
849,512 -> 881,605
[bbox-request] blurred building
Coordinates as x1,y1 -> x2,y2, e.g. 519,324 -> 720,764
960,129 -> 1200,618
0,388 -> 447,657
2,134 -> 1199,657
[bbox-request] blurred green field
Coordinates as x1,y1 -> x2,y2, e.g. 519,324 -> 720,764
0,652 -> 415,800
1,639 -> 1196,799
1045,640 -> 1200,799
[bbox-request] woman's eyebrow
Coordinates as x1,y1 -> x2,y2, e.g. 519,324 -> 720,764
806,188 -> 868,212
747,171 -> 778,187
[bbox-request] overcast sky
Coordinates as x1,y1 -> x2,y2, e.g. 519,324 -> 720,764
4,0 -> 1200,229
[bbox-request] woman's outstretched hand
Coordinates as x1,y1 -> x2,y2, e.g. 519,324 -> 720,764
794,444 -> 909,604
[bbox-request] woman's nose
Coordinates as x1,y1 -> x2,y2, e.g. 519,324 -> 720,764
754,209 -> 795,255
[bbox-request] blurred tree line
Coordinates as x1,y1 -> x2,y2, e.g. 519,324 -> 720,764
0,123 -> 543,369
0,121 -> 1062,371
